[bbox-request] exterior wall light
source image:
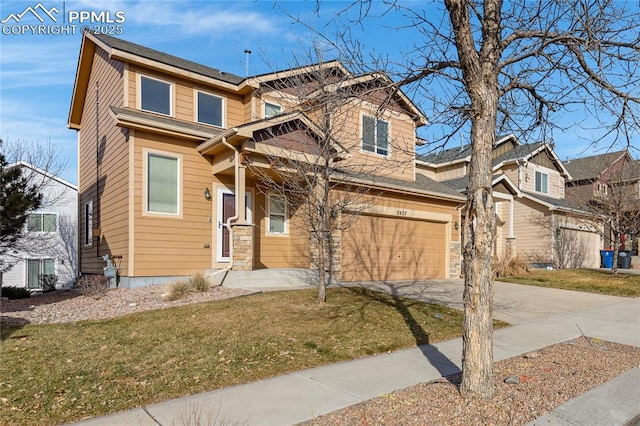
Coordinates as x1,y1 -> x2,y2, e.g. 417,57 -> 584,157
454,221 -> 459,230
204,187 -> 212,201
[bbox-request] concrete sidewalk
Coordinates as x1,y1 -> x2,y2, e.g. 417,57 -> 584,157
72,283 -> 639,426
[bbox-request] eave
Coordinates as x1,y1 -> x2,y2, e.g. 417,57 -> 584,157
109,107 -> 219,141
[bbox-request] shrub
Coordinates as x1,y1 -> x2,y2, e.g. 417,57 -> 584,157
39,274 -> 58,293
78,275 -> 110,299
493,255 -> 531,278
164,272 -> 211,301
1,286 -> 31,300
188,271 -> 210,292
165,280 -> 192,301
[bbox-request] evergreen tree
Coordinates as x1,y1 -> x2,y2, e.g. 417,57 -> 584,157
0,148 -> 42,260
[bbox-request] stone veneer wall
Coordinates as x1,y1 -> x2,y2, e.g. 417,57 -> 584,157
309,229 -> 342,284
449,241 -> 462,278
231,224 -> 253,271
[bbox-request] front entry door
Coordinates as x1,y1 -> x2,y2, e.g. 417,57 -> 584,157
216,188 -> 252,262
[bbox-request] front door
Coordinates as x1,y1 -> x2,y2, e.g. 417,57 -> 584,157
216,188 -> 252,262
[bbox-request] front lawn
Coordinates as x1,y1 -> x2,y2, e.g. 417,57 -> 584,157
497,268 -> 640,297
0,288 -> 506,425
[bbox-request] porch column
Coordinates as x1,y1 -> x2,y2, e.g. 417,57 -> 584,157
236,163 -> 247,223
231,223 -> 253,271
506,198 -> 516,259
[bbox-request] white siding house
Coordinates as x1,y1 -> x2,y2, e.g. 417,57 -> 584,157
1,162 -> 78,290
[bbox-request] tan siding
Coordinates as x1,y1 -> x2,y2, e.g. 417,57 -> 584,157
415,166 -> 437,180
132,131 -> 213,276
492,140 -> 517,159
127,65 -> 247,128
433,163 -> 467,182
512,198 -> 553,263
336,100 -> 417,182
78,47 -> 127,275
521,163 -> 564,199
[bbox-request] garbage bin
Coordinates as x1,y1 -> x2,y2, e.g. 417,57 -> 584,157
600,250 -> 614,268
618,251 -> 632,269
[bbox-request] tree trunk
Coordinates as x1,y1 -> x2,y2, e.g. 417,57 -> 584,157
611,231 -> 620,275
317,232 -> 327,303
460,112 -> 497,401
446,0 -> 501,401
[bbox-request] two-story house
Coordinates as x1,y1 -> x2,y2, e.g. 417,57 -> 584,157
1,162 -> 78,291
565,151 -> 640,255
417,135 -> 603,268
68,32 -> 466,288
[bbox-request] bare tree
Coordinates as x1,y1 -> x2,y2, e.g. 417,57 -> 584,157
300,0 -> 640,399
1,138 -> 73,275
247,51 -> 419,302
571,158 -> 640,273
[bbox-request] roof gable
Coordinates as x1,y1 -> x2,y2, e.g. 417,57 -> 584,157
564,150 -> 630,182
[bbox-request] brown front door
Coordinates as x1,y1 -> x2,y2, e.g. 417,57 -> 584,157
221,193 -> 235,258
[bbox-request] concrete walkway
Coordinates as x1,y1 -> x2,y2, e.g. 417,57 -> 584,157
72,281 -> 640,426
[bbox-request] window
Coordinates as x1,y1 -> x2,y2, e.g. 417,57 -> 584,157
140,75 -> 172,115
267,194 -> 287,234
362,115 -> 389,156
27,258 -> 55,289
264,102 -> 282,118
84,201 -> 93,246
197,91 -> 224,127
534,171 -> 548,194
147,152 -> 180,215
27,213 -> 56,232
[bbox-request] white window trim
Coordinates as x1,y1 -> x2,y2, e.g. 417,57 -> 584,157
84,201 -> 93,247
263,101 -> 282,118
360,114 -> 391,158
138,74 -> 174,117
194,89 -> 225,128
27,212 -> 58,233
266,194 -> 288,236
142,149 -> 183,218
534,170 -> 549,194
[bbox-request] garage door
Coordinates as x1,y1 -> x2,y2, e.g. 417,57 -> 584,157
342,214 -> 447,281
558,228 -> 601,268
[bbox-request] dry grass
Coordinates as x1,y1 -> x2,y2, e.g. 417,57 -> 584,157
497,268 -> 640,297
0,288 -> 507,425
165,272 -> 211,301
493,255 -> 531,278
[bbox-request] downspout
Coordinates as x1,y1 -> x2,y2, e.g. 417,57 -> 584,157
221,136 -> 240,271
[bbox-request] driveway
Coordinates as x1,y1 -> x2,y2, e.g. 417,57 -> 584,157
339,278 -> 629,325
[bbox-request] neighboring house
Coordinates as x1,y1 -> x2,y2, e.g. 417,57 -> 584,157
417,135 -> 603,268
1,162 -> 78,290
565,151 -> 640,254
67,32 -> 466,288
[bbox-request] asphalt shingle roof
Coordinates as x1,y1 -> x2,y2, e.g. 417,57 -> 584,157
417,139 -> 545,167
335,170 -> 465,200
563,151 -> 627,182
92,33 -> 245,85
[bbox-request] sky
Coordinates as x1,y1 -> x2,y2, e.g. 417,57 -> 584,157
1,0 -> 637,185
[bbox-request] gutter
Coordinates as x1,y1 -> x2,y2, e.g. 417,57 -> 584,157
220,136 -> 241,272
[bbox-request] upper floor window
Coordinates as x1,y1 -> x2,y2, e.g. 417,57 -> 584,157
140,75 -> 172,116
267,194 -> 287,234
264,102 -> 282,118
146,151 -> 181,215
27,213 -> 56,232
597,182 -> 608,195
197,91 -> 224,127
535,171 -> 548,194
362,115 -> 389,156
